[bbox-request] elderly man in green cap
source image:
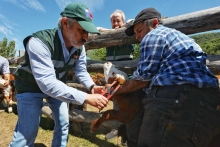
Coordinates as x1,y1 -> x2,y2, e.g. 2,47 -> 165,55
9,2 -> 108,147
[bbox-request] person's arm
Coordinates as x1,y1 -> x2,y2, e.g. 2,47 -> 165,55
113,79 -> 149,95
1,57 -> 10,87
72,48 -> 106,94
73,46 -> 95,91
26,37 -> 108,109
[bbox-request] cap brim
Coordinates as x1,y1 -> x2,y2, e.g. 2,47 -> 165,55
78,21 -> 100,35
125,19 -> 144,36
125,25 -> 135,36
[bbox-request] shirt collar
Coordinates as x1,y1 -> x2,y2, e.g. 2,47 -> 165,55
58,28 -> 77,63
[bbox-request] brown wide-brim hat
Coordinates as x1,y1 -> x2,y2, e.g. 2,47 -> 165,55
125,8 -> 161,36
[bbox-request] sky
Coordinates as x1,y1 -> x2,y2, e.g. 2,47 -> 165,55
0,0 -> 220,56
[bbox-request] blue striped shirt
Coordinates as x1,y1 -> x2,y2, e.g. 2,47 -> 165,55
132,25 -> 219,93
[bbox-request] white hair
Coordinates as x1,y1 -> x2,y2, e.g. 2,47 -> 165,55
143,18 -> 163,27
57,17 -> 76,29
110,9 -> 125,23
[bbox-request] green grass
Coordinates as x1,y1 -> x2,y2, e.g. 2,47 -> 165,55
0,103 -> 123,147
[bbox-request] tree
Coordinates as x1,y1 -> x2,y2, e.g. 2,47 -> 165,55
0,38 -> 16,58
190,32 -> 220,55
88,44 -> 141,61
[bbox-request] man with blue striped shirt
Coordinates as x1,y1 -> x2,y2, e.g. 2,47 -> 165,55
9,2 -> 108,147
115,7 -> 220,147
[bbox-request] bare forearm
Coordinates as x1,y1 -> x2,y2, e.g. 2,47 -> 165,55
115,79 -> 149,94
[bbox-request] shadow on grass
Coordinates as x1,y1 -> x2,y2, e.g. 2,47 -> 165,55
38,118 -> 118,146
39,116 -> 55,130
69,123 -> 118,147
34,143 -> 47,147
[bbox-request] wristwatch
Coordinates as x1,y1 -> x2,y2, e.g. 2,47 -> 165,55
89,84 -> 95,93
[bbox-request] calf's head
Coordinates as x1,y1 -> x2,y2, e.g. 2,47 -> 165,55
103,62 -> 128,85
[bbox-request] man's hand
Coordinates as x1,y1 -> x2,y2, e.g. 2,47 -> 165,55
90,85 -> 105,94
84,94 -> 108,110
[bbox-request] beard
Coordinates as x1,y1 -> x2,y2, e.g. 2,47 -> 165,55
67,31 -> 86,49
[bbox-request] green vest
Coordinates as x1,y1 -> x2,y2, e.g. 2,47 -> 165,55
14,28 -> 82,93
106,44 -> 134,61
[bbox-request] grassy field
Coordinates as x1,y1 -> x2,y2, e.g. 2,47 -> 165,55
0,101 -> 123,147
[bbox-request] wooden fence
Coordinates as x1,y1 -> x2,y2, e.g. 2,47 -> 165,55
8,6 -> 220,129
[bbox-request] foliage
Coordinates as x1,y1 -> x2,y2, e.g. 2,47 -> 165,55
88,48 -> 106,61
190,32 -> 220,55
0,38 -> 16,58
87,44 -> 141,61
133,44 -> 140,59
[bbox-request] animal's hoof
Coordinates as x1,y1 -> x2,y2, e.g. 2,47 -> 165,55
8,107 -> 13,113
90,126 -> 98,133
90,119 -> 99,133
90,124 -> 98,133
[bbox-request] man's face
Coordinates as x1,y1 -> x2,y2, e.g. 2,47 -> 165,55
111,13 -> 124,29
62,18 -> 88,49
134,21 -> 152,42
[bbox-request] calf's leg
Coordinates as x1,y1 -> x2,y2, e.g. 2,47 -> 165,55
90,110 -> 129,133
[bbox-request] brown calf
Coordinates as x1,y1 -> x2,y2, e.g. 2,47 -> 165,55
0,74 -> 15,113
90,62 -> 146,133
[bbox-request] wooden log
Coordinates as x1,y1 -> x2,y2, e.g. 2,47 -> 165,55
9,55 -> 220,76
206,55 -> 220,75
163,6 -> 220,35
10,55 -> 220,75
41,102 -> 121,129
85,6 -> 220,50
7,56 -> 24,65
7,6 -> 220,65
86,60 -> 138,74
66,82 -> 90,93
86,55 -> 220,74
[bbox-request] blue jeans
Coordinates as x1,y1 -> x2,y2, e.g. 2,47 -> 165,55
127,85 -> 220,147
9,93 -> 69,147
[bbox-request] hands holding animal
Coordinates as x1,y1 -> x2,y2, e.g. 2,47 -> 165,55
84,85 -> 108,110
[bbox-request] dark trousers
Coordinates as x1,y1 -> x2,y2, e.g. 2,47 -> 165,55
126,85 -> 220,147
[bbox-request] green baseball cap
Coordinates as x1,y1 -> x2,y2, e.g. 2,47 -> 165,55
60,2 -> 100,35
